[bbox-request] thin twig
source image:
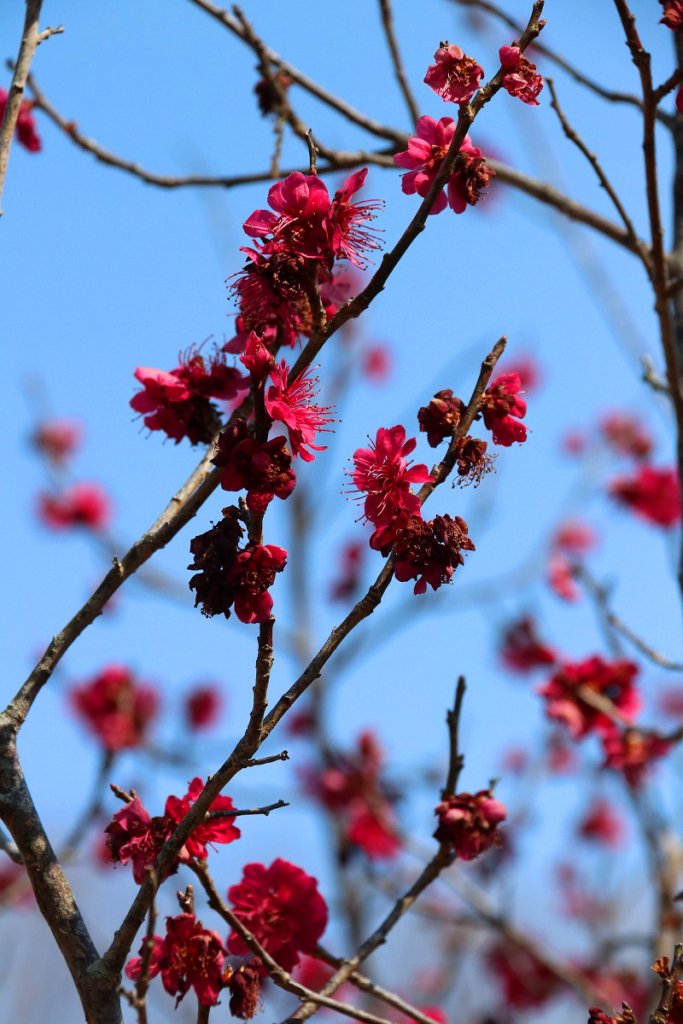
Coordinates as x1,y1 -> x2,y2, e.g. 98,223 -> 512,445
443,676 -> 467,798
377,0 -> 420,124
134,874 -> 158,1024
0,824 -> 23,865
207,799 -> 289,820
546,76 -> 651,276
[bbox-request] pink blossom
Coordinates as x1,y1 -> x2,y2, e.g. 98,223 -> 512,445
265,360 -> 335,461
537,656 -> 641,739
244,172 -> 331,258
661,1 -> 683,30
38,482 -> 111,531
553,520 -> 598,556
548,555 -> 580,602
578,798 -> 625,847
327,168 -> 383,267
330,540 -> 365,602
481,372 -> 527,446
610,465 -> 681,527
185,685 -> 222,730
393,115 -> 494,215
239,330 -> 275,379
600,410 -> 653,460
424,44 -> 484,104
349,424 -> 432,527
502,354 -> 541,390
0,88 -> 41,151
434,790 -> 507,859
363,344 -> 392,382
31,419 -> 82,464
499,45 -> 544,105
602,730 -> 671,786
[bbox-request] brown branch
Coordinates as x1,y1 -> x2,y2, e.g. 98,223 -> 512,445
377,0 -> 420,124
655,66 -> 683,105
650,944 -> 683,1023
546,76 -> 652,276
0,824 -> 22,865
207,798 -> 289,820
448,0 -> 677,129
186,0 -> 406,145
185,861 -> 396,1024
289,846 -> 454,1021
133,876 -> 158,1024
443,676 -> 467,798
0,1 -> 61,213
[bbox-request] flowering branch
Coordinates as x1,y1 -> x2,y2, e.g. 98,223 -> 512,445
377,0 -> 420,124
0,0 -> 62,213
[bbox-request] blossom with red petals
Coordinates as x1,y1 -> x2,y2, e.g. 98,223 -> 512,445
126,913 -> 225,1007
548,555 -> 580,602
188,508 -> 288,624
499,45 -> 544,105
326,168 -> 383,267
610,465 -> 681,527
578,798 -> 625,847
349,425 -> 432,527
370,510 -> 475,594
0,88 -> 41,151
131,346 -> 248,445
661,1 -> 683,30
307,731 -> 401,859
418,389 -> 465,447
553,520 -> 598,556
434,790 -> 507,859
165,777 -> 240,860
244,172 -> 331,258
600,411 -> 653,460
602,730 -> 671,787
227,859 -> 328,971
105,797 -> 173,884
71,665 -> 158,751
393,115 -> 495,215
31,419 -> 82,464
265,360 -> 335,462
490,943 -> 559,1009
38,482 -> 111,531
499,615 -> 557,672
481,373 -> 527,446
537,656 -> 641,739
424,44 -> 484,104
503,355 -> 541,390
212,418 -> 296,512
185,685 -> 222,730
231,248 -> 310,348
363,344 -> 392,383
239,330 -> 276,379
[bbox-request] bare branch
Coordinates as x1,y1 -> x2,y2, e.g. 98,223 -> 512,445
377,0 -> 420,124
207,799 -> 289,820
443,676 -> 467,798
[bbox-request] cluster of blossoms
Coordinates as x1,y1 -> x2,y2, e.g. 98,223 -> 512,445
306,731 -> 401,860
38,482 -> 111,531
0,87 -> 41,152
188,506 -> 287,624
105,777 -> 240,883
547,518 -> 599,603
71,665 -> 159,751
499,614 -> 557,672
537,656 -> 670,785
131,345 -> 248,445
434,789 -> 507,858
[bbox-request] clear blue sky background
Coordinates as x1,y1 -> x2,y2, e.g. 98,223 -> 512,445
2,1 -> 682,1021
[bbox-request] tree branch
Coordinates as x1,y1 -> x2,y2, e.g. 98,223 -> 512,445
377,0 -> 420,124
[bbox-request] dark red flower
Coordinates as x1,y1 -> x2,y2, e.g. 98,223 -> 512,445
254,71 -> 291,116
227,859 -> 328,971
239,330 -> 276,379
125,913 -> 225,1007
499,46 -> 544,105
417,389 -> 465,447
424,44 -> 484,104
370,510 -> 475,594
131,346 -> 248,445
481,372 -> 527,446
588,1009 -> 616,1024
0,88 -> 41,151
537,657 -> 641,739
225,959 -> 263,1019
31,419 -> 82,464
71,665 -> 158,751
434,790 -> 507,859
661,1 -> 683,30
212,418 -> 296,512
231,248 -> 311,349
188,508 -> 288,624
185,685 -> 222,730
349,425 -> 432,527
265,360 -> 335,462
165,777 -> 240,860
602,730 -> 671,787
610,465 -> 681,527
330,540 -> 365,602
363,344 -> 392,383
104,797 -> 173,884
499,615 -> 556,672
452,435 -> 494,486
490,943 -> 559,1009
38,482 -> 111,531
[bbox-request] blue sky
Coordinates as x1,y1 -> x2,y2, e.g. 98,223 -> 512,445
1,1 -> 682,1021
